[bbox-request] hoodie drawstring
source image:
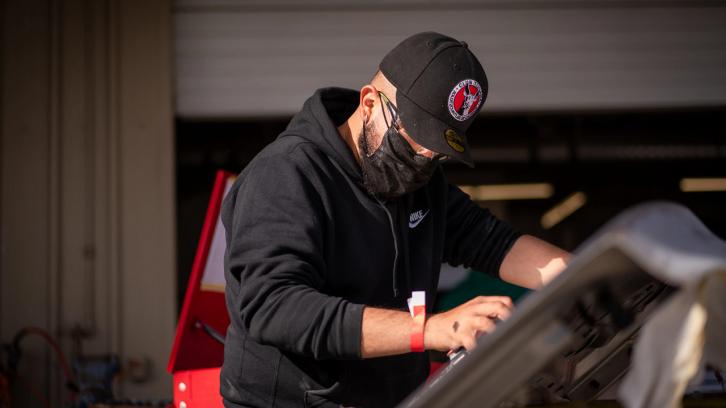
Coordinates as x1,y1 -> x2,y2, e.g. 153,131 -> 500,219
378,200 -> 400,298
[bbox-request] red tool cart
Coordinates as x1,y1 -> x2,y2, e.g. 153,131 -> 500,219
168,171 -> 236,408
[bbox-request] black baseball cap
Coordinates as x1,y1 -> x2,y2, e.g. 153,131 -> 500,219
379,32 -> 488,167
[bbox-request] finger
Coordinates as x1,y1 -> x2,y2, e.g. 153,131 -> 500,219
467,296 -> 513,309
471,316 -> 496,334
491,306 -> 512,321
472,302 -> 512,319
475,317 -> 505,337
464,296 -> 488,306
482,296 -> 514,309
458,316 -> 494,338
461,335 -> 477,351
488,314 -> 505,323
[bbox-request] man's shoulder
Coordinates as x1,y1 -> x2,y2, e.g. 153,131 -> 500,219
244,135 -> 326,175
264,134 -> 328,162
224,137 -> 327,212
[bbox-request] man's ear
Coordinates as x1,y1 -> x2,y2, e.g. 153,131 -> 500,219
359,84 -> 378,122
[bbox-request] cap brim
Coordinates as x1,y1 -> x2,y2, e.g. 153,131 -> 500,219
396,92 -> 475,168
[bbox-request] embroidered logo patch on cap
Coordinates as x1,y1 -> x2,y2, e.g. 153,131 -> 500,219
447,79 -> 483,122
445,129 -> 465,152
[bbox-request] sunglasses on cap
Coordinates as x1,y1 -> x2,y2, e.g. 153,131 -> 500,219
379,92 -> 450,162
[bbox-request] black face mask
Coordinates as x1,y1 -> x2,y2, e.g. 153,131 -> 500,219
358,119 -> 439,200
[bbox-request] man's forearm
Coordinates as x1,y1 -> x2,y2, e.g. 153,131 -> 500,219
360,307 -> 412,358
499,234 -> 571,289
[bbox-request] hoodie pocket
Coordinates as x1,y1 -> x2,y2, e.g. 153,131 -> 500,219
303,381 -> 342,408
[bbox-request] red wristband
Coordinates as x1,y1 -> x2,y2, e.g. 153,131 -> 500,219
410,305 -> 426,352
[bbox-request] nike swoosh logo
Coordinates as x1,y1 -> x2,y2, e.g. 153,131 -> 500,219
408,210 -> 430,228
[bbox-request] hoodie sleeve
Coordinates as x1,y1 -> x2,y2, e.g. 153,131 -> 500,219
223,150 -> 364,360
443,184 -> 522,278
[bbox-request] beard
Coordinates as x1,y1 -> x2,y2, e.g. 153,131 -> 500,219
357,120 -> 383,198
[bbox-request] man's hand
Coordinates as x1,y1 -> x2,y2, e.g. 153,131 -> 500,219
360,296 -> 513,358
423,296 -> 513,352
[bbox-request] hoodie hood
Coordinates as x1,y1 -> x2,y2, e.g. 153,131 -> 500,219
280,87 -> 363,182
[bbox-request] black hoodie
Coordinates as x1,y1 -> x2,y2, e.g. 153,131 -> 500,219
220,88 -> 521,408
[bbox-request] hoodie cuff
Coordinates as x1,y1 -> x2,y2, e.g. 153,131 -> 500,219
340,302 -> 365,359
490,225 -> 523,280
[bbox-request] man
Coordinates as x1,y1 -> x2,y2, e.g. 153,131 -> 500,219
220,32 -> 570,408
